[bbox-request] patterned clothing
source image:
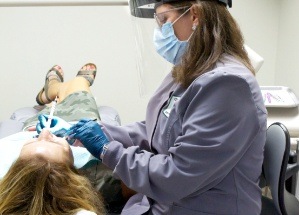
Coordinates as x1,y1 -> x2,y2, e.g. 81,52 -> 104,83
23,91 -> 100,130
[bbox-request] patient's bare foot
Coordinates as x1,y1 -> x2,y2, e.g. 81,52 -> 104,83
36,65 -> 64,105
47,65 -> 64,82
76,63 -> 97,86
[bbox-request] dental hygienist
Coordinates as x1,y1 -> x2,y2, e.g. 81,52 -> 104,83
45,0 -> 267,214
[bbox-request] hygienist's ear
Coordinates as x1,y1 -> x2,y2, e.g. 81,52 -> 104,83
190,5 -> 199,27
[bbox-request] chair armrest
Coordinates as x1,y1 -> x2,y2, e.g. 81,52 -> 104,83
285,163 -> 299,180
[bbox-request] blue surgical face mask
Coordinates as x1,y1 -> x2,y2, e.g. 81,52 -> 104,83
153,8 -> 193,65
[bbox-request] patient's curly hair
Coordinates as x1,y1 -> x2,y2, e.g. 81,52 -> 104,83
0,156 -> 105,215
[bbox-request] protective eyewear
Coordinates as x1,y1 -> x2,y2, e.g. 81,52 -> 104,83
154,6 -> 191,27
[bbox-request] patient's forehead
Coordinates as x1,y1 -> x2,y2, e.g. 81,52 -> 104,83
20,130 -> 73,164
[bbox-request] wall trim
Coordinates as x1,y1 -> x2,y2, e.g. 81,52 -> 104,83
0,0 -> 128,7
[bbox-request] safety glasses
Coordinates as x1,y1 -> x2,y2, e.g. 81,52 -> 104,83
154,6 -> 191,27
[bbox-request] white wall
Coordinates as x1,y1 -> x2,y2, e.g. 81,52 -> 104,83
0,4 -> 150,124
229,0 -> 280,86
276,0 -> 299,95
0,0 -> 288,124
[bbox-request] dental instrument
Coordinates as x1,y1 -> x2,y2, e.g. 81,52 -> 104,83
45,96 -> 58,129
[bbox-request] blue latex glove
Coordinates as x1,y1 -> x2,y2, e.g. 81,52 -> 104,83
68,119 -> 109,158
36,114 -> 71,137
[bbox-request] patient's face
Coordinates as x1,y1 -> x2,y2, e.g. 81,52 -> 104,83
19,129 -> 74,164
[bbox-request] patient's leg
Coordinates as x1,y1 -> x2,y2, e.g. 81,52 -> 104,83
36,63 -> 96,104
56,63 -> 97,102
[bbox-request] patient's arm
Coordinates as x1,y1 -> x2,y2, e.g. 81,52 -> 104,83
121,181 -> 137,200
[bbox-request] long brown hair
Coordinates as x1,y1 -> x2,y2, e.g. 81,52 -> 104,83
0,156 -> 105,215
171,0 -> 254,88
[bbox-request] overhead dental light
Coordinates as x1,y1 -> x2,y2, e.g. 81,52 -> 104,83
129,0 -> 232,18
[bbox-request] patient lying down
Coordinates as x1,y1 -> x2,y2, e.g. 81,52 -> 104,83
0,129 -> 105,215
0,63 -> 129,214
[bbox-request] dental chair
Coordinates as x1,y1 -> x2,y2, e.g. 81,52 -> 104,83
260,122 -> 299,215
0,105 -> 124,214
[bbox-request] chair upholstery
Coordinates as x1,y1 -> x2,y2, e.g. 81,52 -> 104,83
260,122 -> 299,215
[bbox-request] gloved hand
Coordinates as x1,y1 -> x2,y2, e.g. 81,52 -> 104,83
36,114 -> 71,137
67,119 -> 109,158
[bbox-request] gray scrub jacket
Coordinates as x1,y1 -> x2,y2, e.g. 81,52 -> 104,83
101,55 -> 267,215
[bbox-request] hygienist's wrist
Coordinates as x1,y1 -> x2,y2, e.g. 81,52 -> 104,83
101,141 -> 124,169
100,143 -> 109,160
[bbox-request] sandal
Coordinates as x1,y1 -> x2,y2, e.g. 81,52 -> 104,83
36,65 -> 64,105
76,63 -> 97,86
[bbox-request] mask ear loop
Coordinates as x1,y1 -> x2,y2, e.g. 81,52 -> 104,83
171,7 -> 191,26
